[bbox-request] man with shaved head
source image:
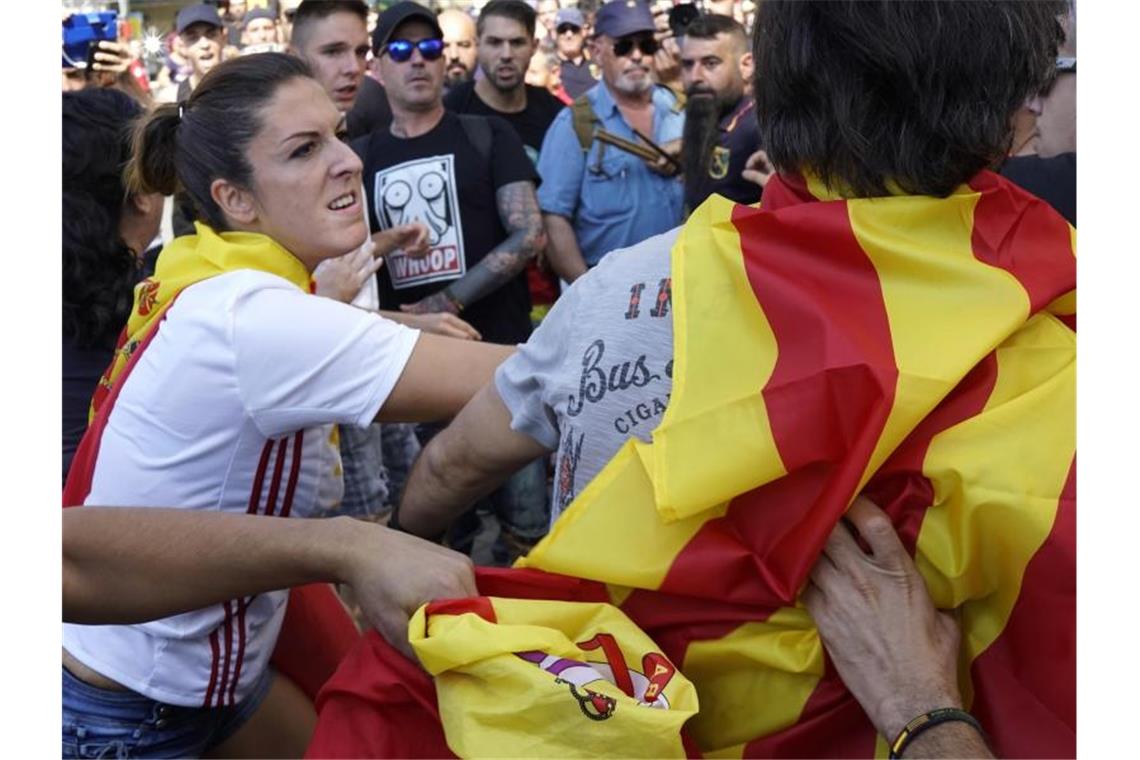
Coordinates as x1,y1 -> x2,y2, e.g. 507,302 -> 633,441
679,13 -> 761,212
438,8 -> 478,91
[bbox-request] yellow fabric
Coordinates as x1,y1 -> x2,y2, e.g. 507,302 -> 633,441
913,313 -> 1075,706
846,189 -> 1032,486
411,598 -> 699,758
680,607 -> 822,751
92,222 -> 311,417
517,185 -> 1075,755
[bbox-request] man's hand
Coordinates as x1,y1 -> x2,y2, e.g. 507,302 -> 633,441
341,525 -> 477,660
312,245 -> 384,303
742,149 -> 776,189
374,223 -> 431,259
802,497 -> 963,742
394,311 -> 481,341
399,291 -> 460,316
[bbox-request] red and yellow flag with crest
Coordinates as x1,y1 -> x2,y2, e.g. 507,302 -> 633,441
309,170 -> 1075,758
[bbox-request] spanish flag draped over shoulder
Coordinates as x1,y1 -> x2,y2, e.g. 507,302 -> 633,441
308,171 -> 1075,759
63,223 -> 360,703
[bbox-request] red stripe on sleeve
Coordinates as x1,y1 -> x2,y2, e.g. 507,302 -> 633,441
228,598 -> 250,707
247,441 -> 275,515
263,438 -> 289,517
279,430 -> 304,519
202,628 -> 221,708
216,601 -> 235,706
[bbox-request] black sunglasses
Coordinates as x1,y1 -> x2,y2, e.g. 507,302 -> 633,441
613,34 -> 658,58
382,38 -> 445,63
556,23 -> 582,36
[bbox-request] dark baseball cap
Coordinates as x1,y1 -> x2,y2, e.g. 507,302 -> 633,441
372,1 -> 443,55
593,0 -> 655,39
176,3 -> 223,34
244,8 -> 277,28
555,8 -> 586,30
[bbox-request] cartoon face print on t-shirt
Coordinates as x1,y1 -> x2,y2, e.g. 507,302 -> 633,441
373,154 -> 468,289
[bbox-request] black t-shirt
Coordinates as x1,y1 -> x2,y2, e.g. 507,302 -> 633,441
443,81 -> 565,162
999,152 -> 1076,226
560,57 -> 597,100
353,112 -> 539,345
346,76 -> 393,140
684,97 -> 763,213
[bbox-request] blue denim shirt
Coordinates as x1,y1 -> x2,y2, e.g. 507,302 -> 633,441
536,83 -> 685,267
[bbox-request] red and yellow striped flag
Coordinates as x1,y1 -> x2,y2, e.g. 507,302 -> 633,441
308,171 -> 1075,758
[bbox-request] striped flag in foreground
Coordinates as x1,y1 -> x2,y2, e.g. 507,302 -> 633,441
308,170 -> 1075,758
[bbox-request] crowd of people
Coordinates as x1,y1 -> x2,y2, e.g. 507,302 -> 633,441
61,0 -> 1076,758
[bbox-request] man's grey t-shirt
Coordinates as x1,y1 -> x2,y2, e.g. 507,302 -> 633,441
495,227 -> 680,525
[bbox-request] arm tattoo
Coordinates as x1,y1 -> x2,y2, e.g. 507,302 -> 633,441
446,180 -> 546,308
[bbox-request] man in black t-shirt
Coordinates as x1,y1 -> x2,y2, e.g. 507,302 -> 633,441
443,0 -> 565,317
360,1 -> 549,563
443,0 -> 565,164
679,14 -> 762,213
358,1 -> 543,346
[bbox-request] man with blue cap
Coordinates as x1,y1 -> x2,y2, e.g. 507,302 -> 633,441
553,6 -> 597,99
535,0 -> 685,284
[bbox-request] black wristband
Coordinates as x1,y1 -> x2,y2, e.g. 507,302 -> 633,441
888,707 -> 986,759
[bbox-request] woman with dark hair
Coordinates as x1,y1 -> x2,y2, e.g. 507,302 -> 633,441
62,88 -> 163,483
61,52 -> 505,758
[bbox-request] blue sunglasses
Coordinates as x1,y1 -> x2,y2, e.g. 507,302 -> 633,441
383,38 -> 444,62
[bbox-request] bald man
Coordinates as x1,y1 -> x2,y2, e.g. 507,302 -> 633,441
439,8 -> 478,90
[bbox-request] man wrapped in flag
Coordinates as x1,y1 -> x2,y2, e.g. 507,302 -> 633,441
307,1 -> 1075,757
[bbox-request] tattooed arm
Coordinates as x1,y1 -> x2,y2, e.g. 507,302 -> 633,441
400,180 -> 546,315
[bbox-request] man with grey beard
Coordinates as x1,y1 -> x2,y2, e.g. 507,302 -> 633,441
679,13 -> 762,212
535,1 -> 685,282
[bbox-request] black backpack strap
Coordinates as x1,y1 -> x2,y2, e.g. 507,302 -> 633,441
455,113 -> 494,166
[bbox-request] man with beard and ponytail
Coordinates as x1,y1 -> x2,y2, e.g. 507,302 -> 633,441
679,13 -> 761,212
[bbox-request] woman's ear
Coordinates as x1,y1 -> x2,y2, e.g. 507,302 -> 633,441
210,178 -> 258,226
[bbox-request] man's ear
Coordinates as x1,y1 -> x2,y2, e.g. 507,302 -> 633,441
372,57 -> 388,87
738,51 -> 754,82
210,178 -> 258,226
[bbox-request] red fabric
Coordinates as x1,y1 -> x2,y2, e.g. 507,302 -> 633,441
967,459 -> 1076,759
307,569 -> 609,757
525,261 -> 560,306
271,584 -> 361,703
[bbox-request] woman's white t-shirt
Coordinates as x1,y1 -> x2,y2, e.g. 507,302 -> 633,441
63,269 -> 419,707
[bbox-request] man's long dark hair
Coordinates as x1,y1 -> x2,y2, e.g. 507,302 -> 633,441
753,1 -> 1066,198
62,89 -> 143,349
